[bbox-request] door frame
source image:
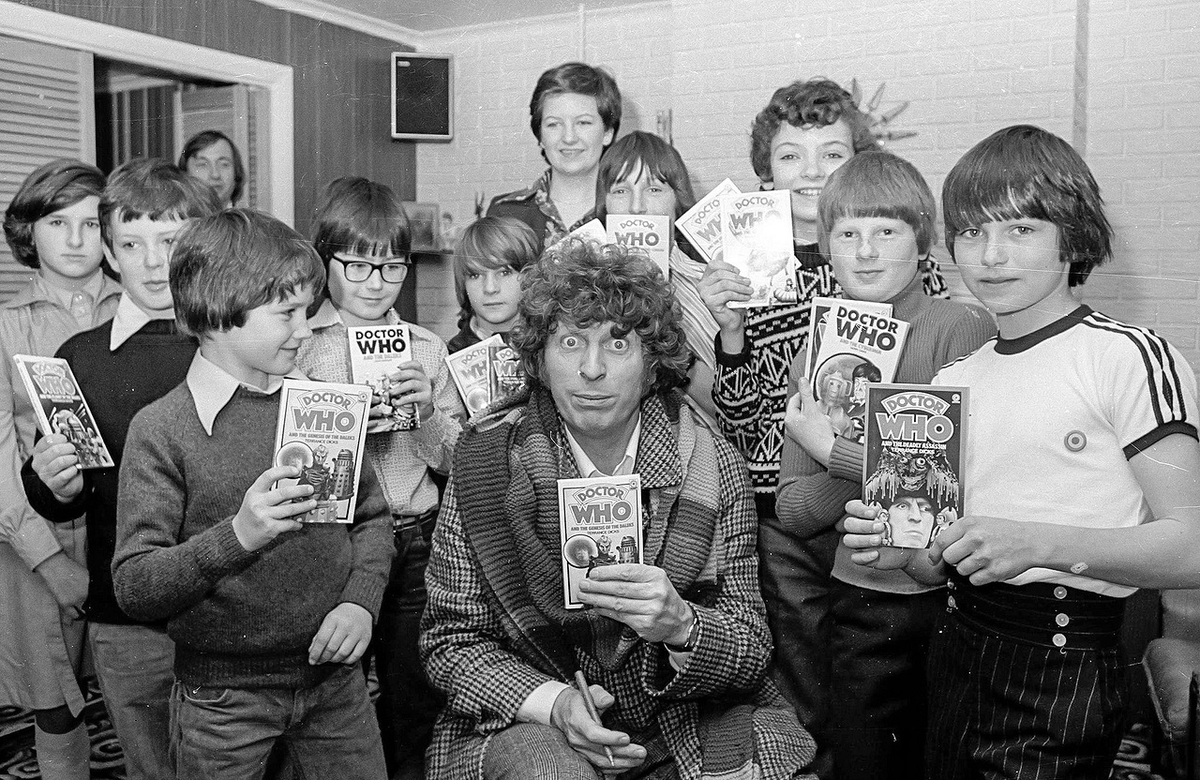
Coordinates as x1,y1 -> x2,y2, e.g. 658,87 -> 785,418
0,0 -> 295,225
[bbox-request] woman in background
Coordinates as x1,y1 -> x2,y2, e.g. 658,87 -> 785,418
487,62 -> 620,252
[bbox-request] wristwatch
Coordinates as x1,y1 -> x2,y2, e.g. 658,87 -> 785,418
664,606 -> 700,653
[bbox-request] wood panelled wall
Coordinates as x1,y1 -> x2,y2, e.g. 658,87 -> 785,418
18,0 -> 416,238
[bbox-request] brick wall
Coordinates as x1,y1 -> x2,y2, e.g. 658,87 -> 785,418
415,0 -> 1200,381
1083,0 -> 1200,369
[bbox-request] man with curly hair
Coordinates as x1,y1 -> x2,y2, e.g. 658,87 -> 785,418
420,240 -> 817,780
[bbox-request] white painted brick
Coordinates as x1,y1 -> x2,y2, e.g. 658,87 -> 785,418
1089,58 -> 1165,85
1117,126 -> 1197,155
1119,29 -> 1200,58
414,0 -> 1200,377
1167,3 -> 1200,31
1091,7 -> 1170,31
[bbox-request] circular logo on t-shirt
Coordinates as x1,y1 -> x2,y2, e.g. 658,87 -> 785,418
1064,430 -> 1087,452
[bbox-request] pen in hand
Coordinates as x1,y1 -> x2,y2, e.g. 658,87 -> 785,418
573,669 -> 615,767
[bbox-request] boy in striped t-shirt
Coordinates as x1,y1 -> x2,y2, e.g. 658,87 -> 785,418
844,124 -> 1200,779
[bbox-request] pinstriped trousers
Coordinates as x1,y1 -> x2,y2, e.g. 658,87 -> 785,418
925,609 -> 1127,780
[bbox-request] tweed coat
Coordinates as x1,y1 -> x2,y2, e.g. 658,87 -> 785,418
419,389 -> 815,780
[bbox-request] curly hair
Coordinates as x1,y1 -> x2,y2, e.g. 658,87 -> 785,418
509,239 -> 690,395
943,125 -> 1111,288
3,159 -> 105,269
749,78 -> 879,183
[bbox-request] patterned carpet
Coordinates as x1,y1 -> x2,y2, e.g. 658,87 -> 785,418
1114,722 -> 1170,780
0,680 -> 125,779
0,680 -> 1172,779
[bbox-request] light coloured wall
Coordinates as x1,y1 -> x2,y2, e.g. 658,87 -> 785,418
1084,0 -> 1200,361
416,0 -> 1200,380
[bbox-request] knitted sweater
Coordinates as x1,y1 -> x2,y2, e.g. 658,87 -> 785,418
775,276 -> 996,593
22,319 -> 196,624
713,245 -> 948,519
112,382 -> 392,689
712,243 -> 838,520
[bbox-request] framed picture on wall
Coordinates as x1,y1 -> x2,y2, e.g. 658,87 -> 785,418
403,202 -> 441,251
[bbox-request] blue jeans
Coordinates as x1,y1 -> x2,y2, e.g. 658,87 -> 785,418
173,663 -> 386,780
88,622 -> 175,780
370,511 -> 443,780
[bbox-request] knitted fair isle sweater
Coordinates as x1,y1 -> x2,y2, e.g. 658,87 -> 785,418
111,382 -> 393,689
713,245 -> 949,519
712,243 -> 838,520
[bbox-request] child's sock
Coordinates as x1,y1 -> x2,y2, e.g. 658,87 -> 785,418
34,721 -> 91,780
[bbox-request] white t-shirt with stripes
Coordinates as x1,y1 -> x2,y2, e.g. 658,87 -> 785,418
934,305 -> 1198,597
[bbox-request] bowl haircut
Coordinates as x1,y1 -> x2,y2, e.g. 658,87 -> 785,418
99,157 -> 223,250
310,176 -> 411,299
3,158 -> 106,269
452,216 -> 539,328
942,124 -> 1112,288
594,130 -> 697,222
171,209 -> 325,338
817,150 -> 937,259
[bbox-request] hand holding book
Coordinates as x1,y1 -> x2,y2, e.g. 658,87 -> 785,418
576,563 -> 693,645
232,465 -> 314,551
383,359 -> 434,422
783,389 -> 837,469
30,433 -> 85,503
697,259 -> 751,348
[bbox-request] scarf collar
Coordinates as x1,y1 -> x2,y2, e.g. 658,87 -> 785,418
454,386 -> 717,675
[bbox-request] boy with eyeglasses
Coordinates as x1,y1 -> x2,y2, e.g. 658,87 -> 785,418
296,177 -> 465,780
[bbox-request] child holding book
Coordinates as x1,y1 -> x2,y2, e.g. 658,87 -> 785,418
111,209 -> 393,779
0,158 -> 121,780
696,79 -> 947,772
447,215 -> 537,354
23,158 -> 220,780
596,130 -> 721,424
297,177 -> 464,779
842,125 -> 1200,779
774,151 -> 995,780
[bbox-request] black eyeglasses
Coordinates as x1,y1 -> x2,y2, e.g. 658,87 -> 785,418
332,254 -> 409,283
